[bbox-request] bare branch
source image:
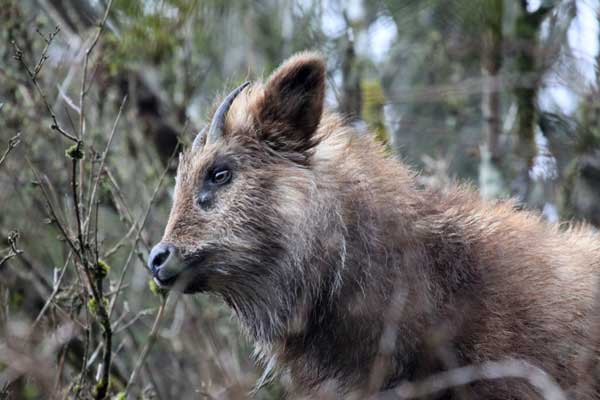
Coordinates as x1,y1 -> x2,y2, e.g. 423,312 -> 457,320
83,95 -> 127,235
0,133 -> 21,169
12,30 -> 78,143
384,359 -> 567,400
32,252 -> 73,328
108,148 -> 177,318
33,26 -> 60,81
0,231 -> 24,269
124,297 -> 167,395
79,0 -> 114,139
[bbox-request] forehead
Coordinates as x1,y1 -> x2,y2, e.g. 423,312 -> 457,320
176,83 -> 266,182
177,141 -> 233,185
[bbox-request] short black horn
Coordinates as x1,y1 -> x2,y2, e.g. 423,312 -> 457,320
191,126 -> 206,151
205,81 -> 250,146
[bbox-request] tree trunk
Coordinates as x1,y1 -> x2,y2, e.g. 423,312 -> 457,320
340,33 -> 362,120
481,0 -> 503,162
479,0 -> 506,199
512,1 -> 553,201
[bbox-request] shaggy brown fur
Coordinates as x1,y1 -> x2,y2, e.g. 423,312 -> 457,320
149,52 -> 600,399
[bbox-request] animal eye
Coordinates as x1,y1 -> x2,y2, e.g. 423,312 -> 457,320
211,168 -> 232,185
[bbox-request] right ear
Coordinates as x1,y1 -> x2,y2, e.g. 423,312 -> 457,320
254,52 -> 326,155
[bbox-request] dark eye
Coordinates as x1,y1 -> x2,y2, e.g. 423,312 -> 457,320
211,168 -> 232,185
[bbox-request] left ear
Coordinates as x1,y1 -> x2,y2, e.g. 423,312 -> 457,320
255,52 -> 326,154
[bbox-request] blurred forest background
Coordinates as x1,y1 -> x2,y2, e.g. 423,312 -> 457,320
1,0 -> 599,399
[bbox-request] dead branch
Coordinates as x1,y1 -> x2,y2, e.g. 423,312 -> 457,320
382,359 -> 567,400
124,296 -> 168,395
12,28 -> 78,143
82,95 -> 127,236
79,0 -> 114,140
0,231 -> 24,269
0,133 -> 21,169
108,148 -> 178,318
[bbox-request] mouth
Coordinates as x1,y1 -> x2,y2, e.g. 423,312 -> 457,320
153,273 -> 209,294
152,254 -> 210,294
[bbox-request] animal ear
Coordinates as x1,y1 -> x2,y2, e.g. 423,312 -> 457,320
256,52 -> 326,154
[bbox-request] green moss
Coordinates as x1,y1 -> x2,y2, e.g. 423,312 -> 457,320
92,378 -> 106,397
148,279 -> 168,298
559,159 -> 578,221
87,297 -> 98,315
87,297 -> 109,315
96,259 -> 111,279
65,143 -> 84,160
361,79 -> 391,153
113,392 -> 126,400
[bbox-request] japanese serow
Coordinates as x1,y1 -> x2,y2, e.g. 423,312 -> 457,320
148,52 -> 600,399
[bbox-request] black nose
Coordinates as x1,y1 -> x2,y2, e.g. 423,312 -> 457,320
148,243 -> 174,274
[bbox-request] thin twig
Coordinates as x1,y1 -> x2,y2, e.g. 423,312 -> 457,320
83,95 -> 127,235
71,150 -> 86,265
71,154 -> 112,400
69,147 -> 114,400
79,0 -> 114,139
387,359 -> 567,400
27,157 -> 110,398
108,148 -> 177,318
32,252 -> 73,328
103,222 -> 136,259
112,307 -> 157,334
75,307 -> 92,399
12,30 -> 78,143
0,133 -> 21,169
25,159 -> 80,257
76,5 -> 114,396
0,251 -> 18,269
102,168 -> 151,259
53,341 -> 69,397
124,297 -> 167,395
33,26 -> 60,81
76,0 -> 114,234
0,231 -> 24,269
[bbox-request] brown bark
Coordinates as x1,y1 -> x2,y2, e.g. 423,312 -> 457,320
339,35 -> 362,120
481,0 -> 503,163
512,1 -> 553,199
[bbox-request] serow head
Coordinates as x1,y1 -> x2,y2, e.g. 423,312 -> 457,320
148,52 -> 326,295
